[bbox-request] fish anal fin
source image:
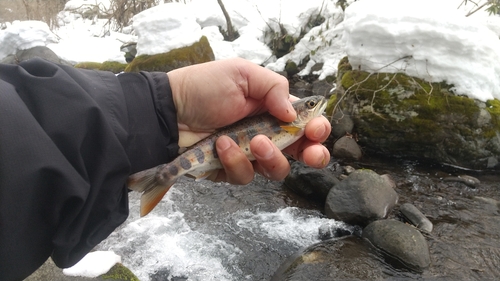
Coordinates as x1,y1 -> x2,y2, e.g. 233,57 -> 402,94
140,183 -> 173,217
280,125 -> 301,134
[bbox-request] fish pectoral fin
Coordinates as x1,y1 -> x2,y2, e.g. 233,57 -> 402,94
140,183 -> 173,217
280,125 -> 301,134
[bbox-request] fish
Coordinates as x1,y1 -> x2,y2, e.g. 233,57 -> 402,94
128,95 -> 327,216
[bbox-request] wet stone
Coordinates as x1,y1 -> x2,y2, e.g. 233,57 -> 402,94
362,219 -> 431,272
317,223 -> 360,240
271,236 -> 387,281
284,160 -> 339,201
324,169 -> 398,226
443,174 -> 480,188
399,203 -> 433,233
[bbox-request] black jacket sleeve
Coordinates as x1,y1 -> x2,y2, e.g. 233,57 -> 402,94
0,58 -> 179,280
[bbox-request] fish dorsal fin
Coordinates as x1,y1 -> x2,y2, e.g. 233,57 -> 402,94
280,125 -> 301,134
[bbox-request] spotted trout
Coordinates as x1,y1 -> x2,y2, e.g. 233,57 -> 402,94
128,95 -> 327,216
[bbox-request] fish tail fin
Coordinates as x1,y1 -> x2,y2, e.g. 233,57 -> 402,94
127,166 -> 175,217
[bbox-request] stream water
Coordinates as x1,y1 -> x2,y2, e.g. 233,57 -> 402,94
96,156 -> 500,281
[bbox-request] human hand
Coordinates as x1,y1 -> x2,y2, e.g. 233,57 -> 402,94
167,58 -> 331,184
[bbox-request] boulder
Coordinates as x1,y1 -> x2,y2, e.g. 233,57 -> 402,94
125,36 -> 214,73
362,219 -> 431,272
1,46 -> 69,65
327,57 -> 500,170
75,61 -> 128,73
324,169 -> 398,226
332,135 -> 362,160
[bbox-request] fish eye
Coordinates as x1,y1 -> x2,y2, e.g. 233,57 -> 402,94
307,100 -> 316,108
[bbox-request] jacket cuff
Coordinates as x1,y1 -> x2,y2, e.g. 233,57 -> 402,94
143,72 -> 180,161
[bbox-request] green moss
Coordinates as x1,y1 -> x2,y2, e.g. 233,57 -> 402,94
325,93 -> 337,116
285,60 -> 299,76
74,62 -> 103,70
486,99 -> 500,125
334,59 -> 500,168
125,36 -> 214,72
100,61 -> 127,73
337,56 -> 352,77
74,61 -> 127,74
100,263 -> 140,281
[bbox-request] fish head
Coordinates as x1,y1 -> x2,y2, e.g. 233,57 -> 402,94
290,95 -> 327,128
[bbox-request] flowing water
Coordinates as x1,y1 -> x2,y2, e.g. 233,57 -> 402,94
96,156 -> 500,281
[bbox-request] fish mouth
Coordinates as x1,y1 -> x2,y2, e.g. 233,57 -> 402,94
316,97 -> 328,117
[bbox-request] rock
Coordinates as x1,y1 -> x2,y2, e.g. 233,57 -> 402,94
343,165 -> 356,175
310,62 -> 324,73
330,110 -> 354,139
24,258 -> 139,281
100,263 -> 140,281
334,57 -> 500,170
332,135 -> 362,160
362,219 -> 431,272
284,160 -> 339,201
1,46 -> 70,65
75,61 -> 128,73
324,169 -> 398,226
270,236 -> 387,281
290,80 -> 313,98
399,203 -> 433,233
120,42 -> 137,63
285,60 -> 300,76
125,36 -> 214,72
150,268 -> 188,281
443,174 -> 480,188
311,79 -> 333,97
317,222 -> 359,240
380,174 -> 396,189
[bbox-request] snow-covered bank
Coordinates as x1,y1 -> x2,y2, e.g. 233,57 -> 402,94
343,0 -> 500,101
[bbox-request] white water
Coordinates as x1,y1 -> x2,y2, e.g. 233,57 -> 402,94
97,177 -> 350,281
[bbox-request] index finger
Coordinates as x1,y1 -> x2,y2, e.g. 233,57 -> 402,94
235,59 -> 296,122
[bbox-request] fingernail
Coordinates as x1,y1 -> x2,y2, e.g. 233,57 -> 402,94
320,148 -> 330,167
254,138 -> 274,160
314,124 -> 326,139
217,136 -> 231,152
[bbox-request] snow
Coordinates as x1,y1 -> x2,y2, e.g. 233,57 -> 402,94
62,251 -> 121,278
343,0 -> 500,101
133,3 -> 202,56
0,21 -> 58,59
2,0 -> 499,101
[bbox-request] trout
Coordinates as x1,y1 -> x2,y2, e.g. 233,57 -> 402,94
128,95 -> 327,216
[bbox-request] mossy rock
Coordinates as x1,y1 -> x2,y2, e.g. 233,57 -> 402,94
99,263 -> 139,281
75,61 -> 127,73
329,57 -> 500,170
124,36 -> 214,73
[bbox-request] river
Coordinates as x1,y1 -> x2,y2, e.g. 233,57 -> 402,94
96,156 -> 500,281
